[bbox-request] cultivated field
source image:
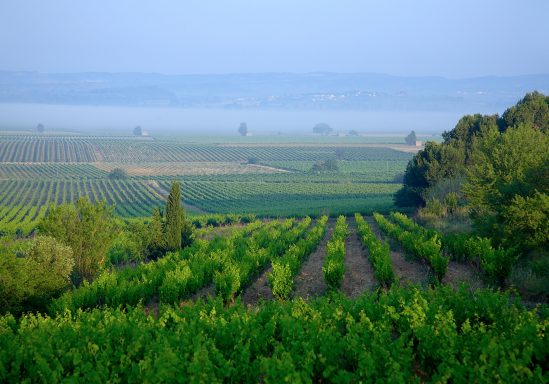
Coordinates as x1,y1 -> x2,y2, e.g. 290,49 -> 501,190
0,133 -> 414,232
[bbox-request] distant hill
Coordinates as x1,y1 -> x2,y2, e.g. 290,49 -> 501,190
0,71 -> 548,112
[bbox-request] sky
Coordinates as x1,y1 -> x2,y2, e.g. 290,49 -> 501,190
1,0 -> 548,78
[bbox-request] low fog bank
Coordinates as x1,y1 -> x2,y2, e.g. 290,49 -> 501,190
0,103 -> 487,136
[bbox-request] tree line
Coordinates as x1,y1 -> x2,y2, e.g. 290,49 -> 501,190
395,91 -> 548,293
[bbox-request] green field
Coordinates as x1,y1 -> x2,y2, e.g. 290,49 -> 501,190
0,133 -> 413,231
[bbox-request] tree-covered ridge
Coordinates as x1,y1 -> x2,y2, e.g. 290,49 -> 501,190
396,91 -> 549,297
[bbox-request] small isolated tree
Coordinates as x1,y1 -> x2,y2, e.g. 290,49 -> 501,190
25,236 -> 74,304
0,236 -> 74,314
238,122 -> 249,136
311,159 -> 338,173
405,130 -> 417,145
313,123 -> 333,135
165,181 -> 183,251
133,126 -> 143,136
108,168 -> 127,179
36,123 -> 45,133
39,197 -> 118,285
348,129 -> 359,136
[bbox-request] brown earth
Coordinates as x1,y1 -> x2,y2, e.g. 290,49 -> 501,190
241,264 -> 275,306
292,219 -> 334,299
341,217 -> 376,297
365,216 -> 429,286
443,261 -> 484,290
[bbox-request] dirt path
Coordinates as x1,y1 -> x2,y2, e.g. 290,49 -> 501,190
365,216 -> 429,286
188,283 -> 215,302
292,219 -> 334,299
443,261 -> 484,289
341,217 -> 376,297
241,264 -> 275,306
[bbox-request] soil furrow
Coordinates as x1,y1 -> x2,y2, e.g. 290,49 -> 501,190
341,217 -> 376,297
365,216 -> 429,286
292,219 -> 334,299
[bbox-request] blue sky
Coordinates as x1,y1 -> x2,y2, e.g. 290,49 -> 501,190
1,0 -> 548,77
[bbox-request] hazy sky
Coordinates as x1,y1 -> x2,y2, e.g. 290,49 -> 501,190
1,0 -> 548,77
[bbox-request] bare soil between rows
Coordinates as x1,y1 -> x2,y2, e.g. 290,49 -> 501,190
292,219 -> 334,299
341,217 -> 376,297
365,216 -> 429,286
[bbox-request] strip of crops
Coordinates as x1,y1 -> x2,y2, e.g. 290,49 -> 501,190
0,180 -> 165,231
0,163 -> 107,179
214,217 -> 316,303
94,140 -> 412,163
3,286 -> 545,382
322,215 -> 348,290
263,159 -> 409,180
0,137 -> 98,162
268,216 -> 328,300
374,213 -> 448,282
50,219 -> 310,312
158,179 -> 398,216
355,213 -> 394,287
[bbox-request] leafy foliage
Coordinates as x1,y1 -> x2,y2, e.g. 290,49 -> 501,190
39,197 -> 117,285
465,124 -> 549,249
1,287 -> 546,383
355,213 -> 394,287
0,236 -> 73,315
375,212 -> 448,282
322,216 -> 348,290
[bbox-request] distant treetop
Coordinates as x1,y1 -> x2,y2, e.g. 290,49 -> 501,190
313,123 -> 333,135
405,130 -> 417,145
133,126 -> 143,136
36,123 -> 45,134
238,122 -> 249,136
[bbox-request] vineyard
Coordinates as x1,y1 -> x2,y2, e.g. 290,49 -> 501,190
1,213 -> 547,382
0,134 -> 412,231
0,135 -> 414,163
0,179 -> 165,232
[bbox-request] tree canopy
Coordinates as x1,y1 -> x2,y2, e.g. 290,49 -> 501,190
39,197 -> 118,285
313,123 -> 333,135
108,168 -> 128,180
395,91 -> 549,256
404,130 -> 417,145
238,123 -> 249,136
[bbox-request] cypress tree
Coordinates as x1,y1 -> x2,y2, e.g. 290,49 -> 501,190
165,181 -> 183,251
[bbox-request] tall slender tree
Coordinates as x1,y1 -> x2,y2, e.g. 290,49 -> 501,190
164,181 -> 183,251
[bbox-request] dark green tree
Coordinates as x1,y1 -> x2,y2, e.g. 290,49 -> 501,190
404,130 -> 417,145
313,123 -> 333,135
133,126 -> 143,136
464,124 -> 549,249
108,168 -> 127,179
165,181 -> 183,251
238,122 -> 248,136
500,91 -> 549,133
36,123 -> 45,133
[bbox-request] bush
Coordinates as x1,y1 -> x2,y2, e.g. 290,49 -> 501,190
214,262 -> 241,304
0,236 -> 74,315
269,261 -> 293,300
